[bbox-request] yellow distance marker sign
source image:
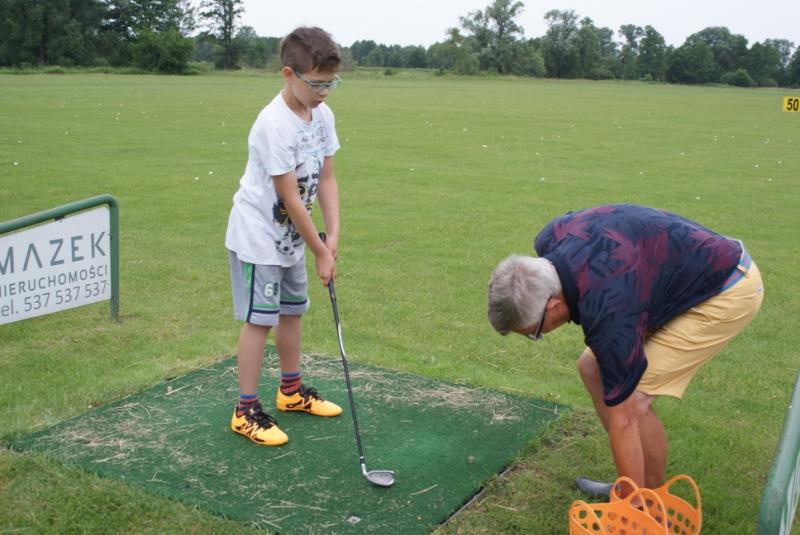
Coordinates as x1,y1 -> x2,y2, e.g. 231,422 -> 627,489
784,96 -> 800,112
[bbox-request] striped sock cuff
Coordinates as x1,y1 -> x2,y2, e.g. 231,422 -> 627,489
237,393 -> 259,415
280,372 -> 302,395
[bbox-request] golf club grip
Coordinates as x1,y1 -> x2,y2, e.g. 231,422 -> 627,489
327,278 -> 341,327
318,232 -> 340,322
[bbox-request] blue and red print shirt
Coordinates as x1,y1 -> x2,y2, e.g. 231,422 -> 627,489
534,204 -> 741,406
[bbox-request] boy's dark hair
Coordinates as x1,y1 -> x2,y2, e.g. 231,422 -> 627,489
281,27 -> 341,74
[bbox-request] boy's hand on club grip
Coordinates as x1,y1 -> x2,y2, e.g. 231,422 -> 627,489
316,250 -> 336,287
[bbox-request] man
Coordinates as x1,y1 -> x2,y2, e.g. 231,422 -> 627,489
487,204 -> 763,493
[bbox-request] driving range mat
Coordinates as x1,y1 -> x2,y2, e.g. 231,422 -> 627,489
11,349 -> 566,534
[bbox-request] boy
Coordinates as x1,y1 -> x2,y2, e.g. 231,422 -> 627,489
225,27 -> 344,446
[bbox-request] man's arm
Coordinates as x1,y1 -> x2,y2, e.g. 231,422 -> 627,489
316,156 -> 340,259
273,171 -> 335,285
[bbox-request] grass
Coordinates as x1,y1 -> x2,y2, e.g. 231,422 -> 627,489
1,70 -> 798,533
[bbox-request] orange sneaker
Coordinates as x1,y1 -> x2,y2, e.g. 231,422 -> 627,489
230,403 -> 288,446
276,385 -> 342,417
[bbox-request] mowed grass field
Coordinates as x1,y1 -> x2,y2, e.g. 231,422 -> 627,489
1,70 -> 798,533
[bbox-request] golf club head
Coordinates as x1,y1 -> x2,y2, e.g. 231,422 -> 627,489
364,468 -> 395,488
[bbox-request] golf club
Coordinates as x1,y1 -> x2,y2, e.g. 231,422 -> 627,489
319,233 -> 395,488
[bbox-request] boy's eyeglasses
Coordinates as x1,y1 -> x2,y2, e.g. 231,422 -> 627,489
293,69 -> 342,93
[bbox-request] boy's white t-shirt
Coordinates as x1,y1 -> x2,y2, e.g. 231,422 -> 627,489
225,92 -> 340,267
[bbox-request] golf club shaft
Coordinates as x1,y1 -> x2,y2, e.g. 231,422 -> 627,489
328,279 -> 367,465
318,233 -> 367,465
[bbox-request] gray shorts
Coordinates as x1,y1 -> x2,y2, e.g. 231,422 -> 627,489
228,250 -> 310,326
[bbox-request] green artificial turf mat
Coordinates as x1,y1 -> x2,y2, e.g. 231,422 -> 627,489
12,349 -> 566,533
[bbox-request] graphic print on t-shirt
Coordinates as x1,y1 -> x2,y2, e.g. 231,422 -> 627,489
271,155 -> 321,257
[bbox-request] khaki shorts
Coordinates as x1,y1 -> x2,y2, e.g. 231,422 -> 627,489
636,260 -> 764,398
583,258 -> 764,399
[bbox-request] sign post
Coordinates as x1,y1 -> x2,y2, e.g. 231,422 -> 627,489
0,195 -> 119,324
759,372 -> 800,534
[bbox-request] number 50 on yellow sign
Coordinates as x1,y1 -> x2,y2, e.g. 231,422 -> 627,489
784,96 -> 800,112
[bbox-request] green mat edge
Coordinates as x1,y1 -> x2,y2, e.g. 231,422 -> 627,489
5,349 -> 572,532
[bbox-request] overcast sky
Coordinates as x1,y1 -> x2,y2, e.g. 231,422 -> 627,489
235,0 -> 797,49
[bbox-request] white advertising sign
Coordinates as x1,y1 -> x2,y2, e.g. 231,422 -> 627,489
0,207 -> 111,324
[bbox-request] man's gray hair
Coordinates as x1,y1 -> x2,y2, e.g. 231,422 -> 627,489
487,255 -> 561,335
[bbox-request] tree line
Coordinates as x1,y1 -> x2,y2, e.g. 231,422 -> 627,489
2,0 -> 799,87
356,1 -> 800,87
0,0 -> 246,73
